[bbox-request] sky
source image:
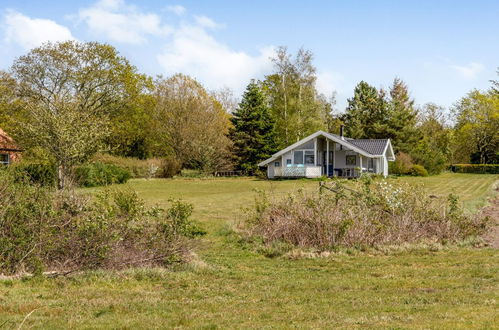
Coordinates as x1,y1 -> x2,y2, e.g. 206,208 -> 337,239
0,0 -> 498,111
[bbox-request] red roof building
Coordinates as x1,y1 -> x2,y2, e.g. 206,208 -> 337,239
0,127 -> 22,165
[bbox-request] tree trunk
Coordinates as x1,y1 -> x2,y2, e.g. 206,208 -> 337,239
57,165 -> 65,190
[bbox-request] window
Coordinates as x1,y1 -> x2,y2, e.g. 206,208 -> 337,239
346,155 -> 356,166
368,158 -> 374,169
304,151 -> 315,165
0,154 -> 9,165
274,161 -> 281,167
293,150 -> 304,164
286,159 -> 292,166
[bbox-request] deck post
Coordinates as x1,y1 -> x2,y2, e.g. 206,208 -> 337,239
314,138 -> 317,167
326,139 -> 329,176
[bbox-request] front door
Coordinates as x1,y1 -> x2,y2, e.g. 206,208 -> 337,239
322,151 -> 334,176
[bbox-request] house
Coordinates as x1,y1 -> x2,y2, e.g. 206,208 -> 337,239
258,128 -> 395,178
0,128 -> 22,165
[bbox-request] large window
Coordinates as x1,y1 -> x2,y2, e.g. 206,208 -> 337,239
293,150 -> 304,164
346,155 -> 356,166
304,151 -> 315,165
0,154 -> 9,165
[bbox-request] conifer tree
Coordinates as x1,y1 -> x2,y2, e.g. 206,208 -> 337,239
343,81 -> 388,138
230,81 -> 277,172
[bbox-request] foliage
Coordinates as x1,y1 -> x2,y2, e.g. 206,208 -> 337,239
389,152 -> 414,175
157,158 -> 182,178
9,162 -> 57,186
11,41 -> 146,189
75,162 -> 131,187
411,103 -> 451,174
452,89 -> 499,164
342,81 -> 389,138
410,164 -> 428,177
243,179 -> 488,253
152,74 -> 233,172
262,47 -> 332,147
92,153 -> 163,178
450,164 -> 499,174
0,175 -> 200,275
230,81 -> 278,172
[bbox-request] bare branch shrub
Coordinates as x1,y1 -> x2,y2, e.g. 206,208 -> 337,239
243,178 -> 490,254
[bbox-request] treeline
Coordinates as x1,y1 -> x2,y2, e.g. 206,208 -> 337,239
0,41 -> 497,188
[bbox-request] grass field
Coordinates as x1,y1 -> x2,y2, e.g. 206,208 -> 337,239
1,173 -> 498,328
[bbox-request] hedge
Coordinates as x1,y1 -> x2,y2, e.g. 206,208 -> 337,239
449,164 -> 499,174
75,162 -> 131,187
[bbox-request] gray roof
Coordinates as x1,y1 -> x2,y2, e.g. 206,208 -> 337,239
348,139 -> 389,155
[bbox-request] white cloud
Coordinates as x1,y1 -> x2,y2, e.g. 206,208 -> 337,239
450,62 -> 484,79
194,15 -> 223,29
77,0 -> 172,44
316,71 -> 343,98
157,24 -> 274,94
165,5 -> 186,16
3,10 -> 75,50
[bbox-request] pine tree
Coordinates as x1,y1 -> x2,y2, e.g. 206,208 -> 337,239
230,81 -> 277,172
343,81 -> 389,138
386,78 -> 419,153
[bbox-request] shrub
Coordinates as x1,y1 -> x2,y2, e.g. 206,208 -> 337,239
157,158 -> 182,178
75,162 -> 131,187
9,162 -> 57,186
410,164 -> 429,177
92,153 -> 163,178
389,152 -> 414,175
449,164 -> 499,174
242,178 -> 489,254
0,173 -> 201,275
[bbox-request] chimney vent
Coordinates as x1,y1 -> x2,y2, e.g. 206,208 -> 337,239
340,125 -> 344,140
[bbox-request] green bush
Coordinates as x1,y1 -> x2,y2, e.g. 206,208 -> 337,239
0,173 -> 200,275
9,162 -> 57,186
92,153 -> 163,178
450,164 -> 499,174
410,164 -> 429,177
75,162 -> 131,187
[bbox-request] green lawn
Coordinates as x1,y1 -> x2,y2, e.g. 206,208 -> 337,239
1,173 -> 498,328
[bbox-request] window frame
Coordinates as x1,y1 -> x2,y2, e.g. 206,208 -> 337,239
345,155 -> 357,166
0,153 -> 9,165
274,161 -> 281,167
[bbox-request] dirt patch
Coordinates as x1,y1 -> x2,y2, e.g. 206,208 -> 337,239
481,187 -> 499,248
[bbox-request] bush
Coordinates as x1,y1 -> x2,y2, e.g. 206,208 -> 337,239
0,173 -> 201,275
410,164 -> 429,177
75,162 -> 131,187
450,164 -> 499,174
9,162 -> 57,186
92,153 -> 163,178
389,152 -> 414,175
242,178 -> 489,254
157,158 -> 182,178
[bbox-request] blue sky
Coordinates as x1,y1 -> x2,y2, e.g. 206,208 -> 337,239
0,0 -> 498,110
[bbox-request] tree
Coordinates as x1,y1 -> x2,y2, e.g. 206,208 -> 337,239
386,78 -> 419,153
342,81 -> 389,138
452,90 -> 499,164
152,74 -> 233,171
263,47 -> 331,147
230,81 -> 277,172
11,41 -> 144,188
411,103 -> 451,174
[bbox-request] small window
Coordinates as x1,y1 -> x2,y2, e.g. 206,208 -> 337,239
286,159 -> 292,165
368,158 -> 374,169
304,151 -> 315,165
346,155 -> 356,166
0,154 -> 9,165
274,161 -> 281,167
293,150 -> 304,164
